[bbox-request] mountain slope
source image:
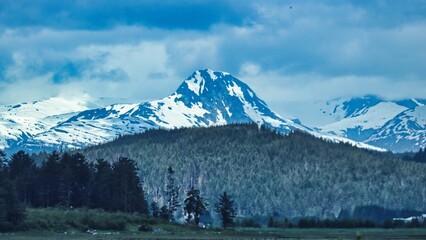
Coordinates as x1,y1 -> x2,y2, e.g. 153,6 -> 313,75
315,96 -> 426,152
366,105 -> 426,152
0,94 -> 95,151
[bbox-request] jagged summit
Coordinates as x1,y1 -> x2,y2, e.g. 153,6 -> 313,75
176,69 -> 230,96
171,69 -> 281,127
175,69 -> 256,104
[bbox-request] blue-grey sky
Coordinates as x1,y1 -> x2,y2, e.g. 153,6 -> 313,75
0,0 -> 425,118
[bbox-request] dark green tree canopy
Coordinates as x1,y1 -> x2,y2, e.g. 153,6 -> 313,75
165,166 -> 180,221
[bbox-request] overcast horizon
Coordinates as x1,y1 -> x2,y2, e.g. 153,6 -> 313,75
0,0 -> 425,120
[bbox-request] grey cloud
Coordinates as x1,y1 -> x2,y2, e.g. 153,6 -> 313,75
0,0 -> 425,120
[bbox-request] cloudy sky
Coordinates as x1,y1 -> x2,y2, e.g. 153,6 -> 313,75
0,0 -> 425,119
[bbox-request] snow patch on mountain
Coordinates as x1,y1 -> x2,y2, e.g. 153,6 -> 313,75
366,105 -> 426,152
313,96 -> 426,152
321,102 -> 408,141
411,98 -> 425,107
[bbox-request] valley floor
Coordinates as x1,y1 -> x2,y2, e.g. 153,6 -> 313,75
1,228 -> 426,240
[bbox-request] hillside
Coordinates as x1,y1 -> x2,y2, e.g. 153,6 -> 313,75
80,124 -> 426,219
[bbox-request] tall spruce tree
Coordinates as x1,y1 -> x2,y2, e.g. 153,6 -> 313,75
112,157 -> 148,214
39,151 -> 61,207
215,191 -> 236,228
8,151 -> 37,207
165,166 -> 180,221
58,152 -> 92,208
91,159 -> 114,211
0,150 -> 25,230
184,186 -> 208,225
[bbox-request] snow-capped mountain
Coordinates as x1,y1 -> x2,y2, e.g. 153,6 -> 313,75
0,94 -> 93,151
366,105 -> 426,152
315,96 -> 426,152
0,69 -> 383,153
24,69 -> 312,151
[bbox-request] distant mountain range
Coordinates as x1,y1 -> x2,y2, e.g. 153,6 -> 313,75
0,69 -> 424,153
314,95 -> 426,152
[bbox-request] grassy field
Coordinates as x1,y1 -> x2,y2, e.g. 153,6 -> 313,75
2,208 -> 426,239
1,228 -> 426,239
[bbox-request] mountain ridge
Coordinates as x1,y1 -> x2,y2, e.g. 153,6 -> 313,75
0,69 -> 422,153
313,95 -> 426,152
2,69 -> 313,153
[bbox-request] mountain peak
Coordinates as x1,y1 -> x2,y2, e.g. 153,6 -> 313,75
176,69 -> 249,99
193,69 -> 230,81
170,69 -> 281,127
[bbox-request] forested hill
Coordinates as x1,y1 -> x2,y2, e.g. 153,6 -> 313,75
80,124 -> 426,219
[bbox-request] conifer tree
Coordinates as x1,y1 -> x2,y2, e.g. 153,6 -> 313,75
184,186 -> 208,225
267,216 -> 275,228
91,159 -> 114,211
165,167 -> 180,221
150,201 -> 160,218
112,157 -> 148,214
0,150 -> 7,171
58,152 -> 92,208
159,206 -> 170,220
0,150 -> 25,230
215,191 -> 236,228
39,151 -> 61,207
8,151 -> 37,206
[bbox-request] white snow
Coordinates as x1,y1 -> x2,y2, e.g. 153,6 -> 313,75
406,105 -> 426,126
206,69 -> 218,81
321,102 -> 407,134
148,94 -> 210,128
185,77 -> 202,95
412,98 -> 425,107
226,83 -> 245,99
111,104 -> 139,116
313,132 -> 387,152
0,95 -> 95,149
247,89 -> 254,98
225,106 -> 232,117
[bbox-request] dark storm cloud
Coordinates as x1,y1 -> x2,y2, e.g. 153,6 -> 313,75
0,0 -> 253,30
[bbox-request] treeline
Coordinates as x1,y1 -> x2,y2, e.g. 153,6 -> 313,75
3,150 -> 148,212
0,150 -> 148,230
296,218 -> 426,229
350,205 -> 422,223
0,150 -> 238,231
295,205 -> 424,228
407,148 -> 426,163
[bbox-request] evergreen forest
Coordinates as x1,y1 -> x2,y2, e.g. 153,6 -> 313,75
80,124 -> 426,219
1,123 -> 426,230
